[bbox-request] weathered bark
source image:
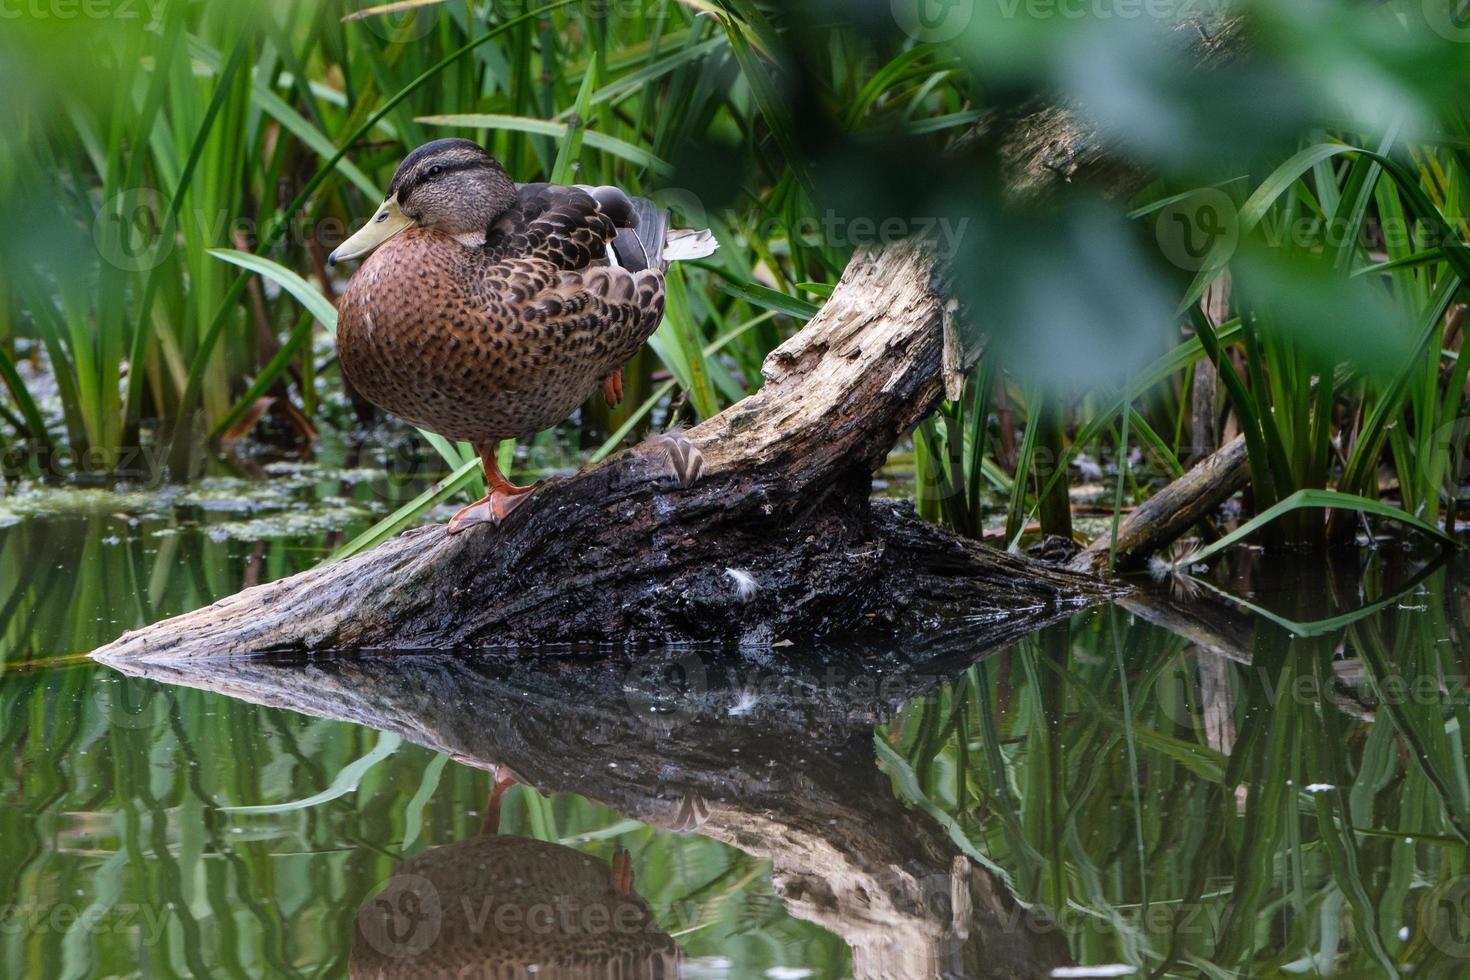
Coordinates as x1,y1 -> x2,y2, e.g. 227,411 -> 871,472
93,242 -> 1116,659
96,640 -> 1075,978
1069,433 -> 1249,575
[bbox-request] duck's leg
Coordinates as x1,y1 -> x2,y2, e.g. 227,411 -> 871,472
479,765 -> 523,835
446,446 -> 540,534
610,846 -> 635,895
601,369 -> 624,407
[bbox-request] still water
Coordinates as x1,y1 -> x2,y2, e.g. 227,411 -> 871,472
3,468 -> 1469,978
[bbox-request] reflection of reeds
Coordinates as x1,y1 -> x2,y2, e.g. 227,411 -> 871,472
1,675 -> 841,978
1,514 -> 849,974
881,576 -> 1470,975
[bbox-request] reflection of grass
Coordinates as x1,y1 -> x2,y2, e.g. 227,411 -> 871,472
2,512 -> 842,973
0,665 -> 846,979
882,575 -> 1470,975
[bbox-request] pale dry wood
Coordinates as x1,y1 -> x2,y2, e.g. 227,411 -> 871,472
1069,433 -> 1249,576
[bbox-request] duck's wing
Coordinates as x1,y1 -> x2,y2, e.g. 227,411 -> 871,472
472,188 -> 666,384
471,181 -> 713,380
493,183 -> 717,272
484,183 -> 636,270
483,256 -> 665,354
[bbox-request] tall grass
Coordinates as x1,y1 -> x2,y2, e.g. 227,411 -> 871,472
2,1 -> 876,477
2,1 -> 1469,554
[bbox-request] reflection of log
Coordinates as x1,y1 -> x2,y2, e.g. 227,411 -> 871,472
1119,586 -> 1255,665
99,642 -> 1074,978
93,242 -> 1115,658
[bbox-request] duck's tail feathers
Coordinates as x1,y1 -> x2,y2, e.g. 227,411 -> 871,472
608,197 -> 663,273
661,227 -> 719,262
609,196 -> 717,271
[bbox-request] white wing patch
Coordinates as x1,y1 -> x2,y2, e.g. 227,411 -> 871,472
662,228 -> 719,262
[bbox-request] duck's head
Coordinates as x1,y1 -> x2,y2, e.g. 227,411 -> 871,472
329,139 -> 516,265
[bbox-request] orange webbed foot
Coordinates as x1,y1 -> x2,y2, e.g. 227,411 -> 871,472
445,488 -> 537,534
602,369 -> 625,407
447,448 -> 541,535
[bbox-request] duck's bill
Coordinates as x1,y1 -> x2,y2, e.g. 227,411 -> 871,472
328,196 -> 413,265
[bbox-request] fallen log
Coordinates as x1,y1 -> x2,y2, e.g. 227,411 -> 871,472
90,12 -> 1255,661
1069,433 -> 1250,576
93,241 -> 1117,658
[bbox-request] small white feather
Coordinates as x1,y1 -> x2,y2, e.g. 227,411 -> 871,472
723,567 -> 759,603
728,688 -> 761,716
662,228 -> 719,261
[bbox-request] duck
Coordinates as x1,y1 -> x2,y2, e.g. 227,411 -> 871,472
349,769 -> 682,979
329,138 -> 717,533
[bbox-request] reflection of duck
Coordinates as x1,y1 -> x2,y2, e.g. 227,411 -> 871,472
351,771 -> 682,979
329,138 -> 716,533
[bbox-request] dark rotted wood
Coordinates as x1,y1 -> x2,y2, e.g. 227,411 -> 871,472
92,242 -> 1115,658
96,644 -> 1076,978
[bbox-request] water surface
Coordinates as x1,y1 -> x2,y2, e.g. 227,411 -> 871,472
3,483 -> 1469,977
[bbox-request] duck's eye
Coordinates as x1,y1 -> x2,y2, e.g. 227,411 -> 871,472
427,164 -> 445,178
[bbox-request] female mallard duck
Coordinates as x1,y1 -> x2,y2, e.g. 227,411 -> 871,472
329,138 -> 716,533
350,772 -> 681,978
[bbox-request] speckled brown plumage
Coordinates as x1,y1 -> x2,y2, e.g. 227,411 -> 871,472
337,187 -> 664,444
330,139 -> 715,531
349,835 -> 682,979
